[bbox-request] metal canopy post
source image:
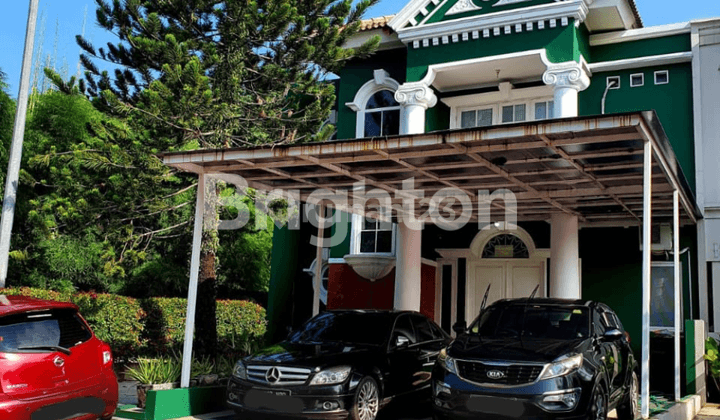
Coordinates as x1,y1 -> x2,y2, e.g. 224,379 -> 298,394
181,173 -> 205,388
641,140 -> 653,420
673,189 -> 681,401
313,204 -> 325,317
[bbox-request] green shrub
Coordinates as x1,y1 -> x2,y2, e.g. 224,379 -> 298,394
217,299 -> 267,355
126,358 -> 182,384
0,287 -> 267,358
71,292 -> 145,358
706,337 -> 720,379
0,287 -> 145,358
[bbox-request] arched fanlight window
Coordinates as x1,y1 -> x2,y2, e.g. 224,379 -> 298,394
363,90 -> 400,137
482,234 -> 530,259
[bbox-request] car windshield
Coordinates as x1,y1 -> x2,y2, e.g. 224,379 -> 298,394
0,309 -> 92,353
470,304 -> 590,340
287,312 -> 393,346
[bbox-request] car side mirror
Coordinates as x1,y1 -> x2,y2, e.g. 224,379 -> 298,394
602,329 -> 623,341
395,335 -> 410,349
452,321 -> 467,335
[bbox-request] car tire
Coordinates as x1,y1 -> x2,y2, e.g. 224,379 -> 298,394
589,384 -> 609,420
617,371 -> 639,420
350,376 -> 380,420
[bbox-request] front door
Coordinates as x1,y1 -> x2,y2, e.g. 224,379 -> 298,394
467,259 -> 546,321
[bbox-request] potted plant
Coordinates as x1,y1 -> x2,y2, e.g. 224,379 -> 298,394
126,358 -> 182,408
704,337 -> 720,402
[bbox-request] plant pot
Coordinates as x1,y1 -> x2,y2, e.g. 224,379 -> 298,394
136,382 -> 179,409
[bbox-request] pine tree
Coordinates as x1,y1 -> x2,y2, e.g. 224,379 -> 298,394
75,0 -> 380,355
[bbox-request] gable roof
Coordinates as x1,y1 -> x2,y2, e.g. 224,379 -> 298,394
386,0 -> 642,33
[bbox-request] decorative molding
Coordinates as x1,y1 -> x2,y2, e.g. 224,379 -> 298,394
328,258 -> 347,264
396,0 -> 589,45
587,51 -> 693,73
543,61 -> 591,92
415,49 -> 551,87
395,83 -> 439,109
343,254 -> 396,282
422,258 -> 439,267
492,0 -> 533,6
590,22 -> 692,46
447,0 -> 482,16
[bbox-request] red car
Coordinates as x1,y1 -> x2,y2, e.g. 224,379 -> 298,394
0,295 -> 118,420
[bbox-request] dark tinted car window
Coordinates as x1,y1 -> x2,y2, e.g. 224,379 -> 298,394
392,315 -> 416,346
287,312 -> 393,346
0,309 -> 92,352
411,315 -> 434,343
593,310 -> 605,336
429,320 -> 447,340
471,304 -> 590,339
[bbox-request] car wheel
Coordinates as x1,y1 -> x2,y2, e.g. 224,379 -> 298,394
589,384 -> 608,420
617,371 -> 639,420
350,376 -> 380,420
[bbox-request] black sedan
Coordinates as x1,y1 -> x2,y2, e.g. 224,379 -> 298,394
432,299 -> 638,420
227,310 -> 451,420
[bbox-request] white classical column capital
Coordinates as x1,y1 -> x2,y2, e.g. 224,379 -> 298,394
542,62 -> 591,92
394,82 -> 438,110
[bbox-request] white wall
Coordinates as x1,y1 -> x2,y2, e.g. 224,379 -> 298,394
692,19 -> 720,330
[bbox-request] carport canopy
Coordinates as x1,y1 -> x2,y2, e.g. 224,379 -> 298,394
161,111 -> 701,226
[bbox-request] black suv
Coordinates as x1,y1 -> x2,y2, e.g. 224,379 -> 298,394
227,310 -> 451,420
432,299 -> 638,420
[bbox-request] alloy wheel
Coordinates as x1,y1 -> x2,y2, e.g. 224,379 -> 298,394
357,379 -> 379,420
630,373 -> 639,419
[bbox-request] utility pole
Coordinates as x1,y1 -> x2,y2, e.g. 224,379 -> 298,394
0,0 -> 40,287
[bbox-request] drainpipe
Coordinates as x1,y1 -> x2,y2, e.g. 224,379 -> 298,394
601,80 -> 618,114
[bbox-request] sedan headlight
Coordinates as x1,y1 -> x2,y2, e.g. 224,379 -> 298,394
309,366 -> 351,385
539,353 -> 583,380
437,348 -> 458,375
233,361 -> 247,380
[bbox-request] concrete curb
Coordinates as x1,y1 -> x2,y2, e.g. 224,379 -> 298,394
651,394 -> 703,420
113,409 -> 234,420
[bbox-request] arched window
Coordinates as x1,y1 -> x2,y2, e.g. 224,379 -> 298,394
482,234 -> 530,259
363,90 -> 400,137
346,69 -> 401,139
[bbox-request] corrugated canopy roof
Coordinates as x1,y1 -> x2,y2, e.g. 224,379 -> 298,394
162,112 -> 699,227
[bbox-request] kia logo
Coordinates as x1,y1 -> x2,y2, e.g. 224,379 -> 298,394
54,357 -> 65,367
487,369 -> 505,380
265,367 -> 281,384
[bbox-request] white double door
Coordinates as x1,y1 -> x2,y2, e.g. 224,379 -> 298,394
465,259 -> 546,323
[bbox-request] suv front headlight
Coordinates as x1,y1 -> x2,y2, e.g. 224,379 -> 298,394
309,366 -> 351,385
539,353 -> 583,380
233,361 -> 247,380
437,348 -> 458,375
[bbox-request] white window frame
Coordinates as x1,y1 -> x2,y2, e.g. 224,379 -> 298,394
363,101 -> 402,137
443,83 -> 555,129
345,69 -> 401,139
349,213 -> 396,256
607,76 -> 621,90
630,73 -> 644,88
655,70 -> 670,85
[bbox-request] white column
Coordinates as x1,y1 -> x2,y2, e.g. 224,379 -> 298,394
395,83 -> 437,135
394,222 -> 422,311
542,62 -> 591,118
641,140 -> 653,420
313,204 -> 325,317
181,173 -> 205,388
549,213 -> 580,299
673,190 -> 681,402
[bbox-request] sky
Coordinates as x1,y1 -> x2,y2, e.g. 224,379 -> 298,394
1,0 -> 718,96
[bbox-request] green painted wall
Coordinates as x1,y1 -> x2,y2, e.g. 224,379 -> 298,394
267,225 -> 300,342
579,63 -> 695,192
589,34 -> 690,63
330,211 -> 352,258
406,23 -> 579,82
427,98 -> 451,132
580,227 -> 697,359
576,23 -> 591,62
336,49 -> 408,140
425,0 -> 556,24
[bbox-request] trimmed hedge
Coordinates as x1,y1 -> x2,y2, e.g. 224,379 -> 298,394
0,287 -> 266,358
